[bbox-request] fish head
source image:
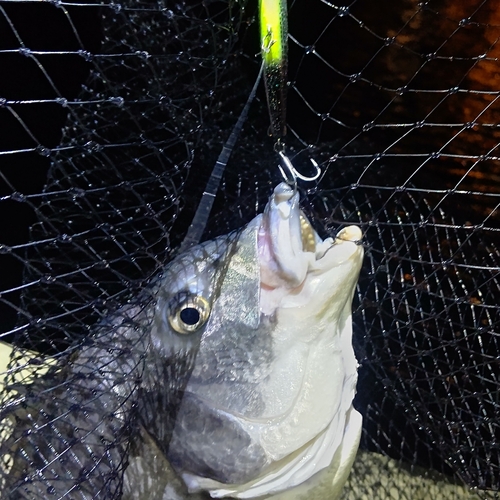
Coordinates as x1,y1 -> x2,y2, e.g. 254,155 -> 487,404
149,229 -> 241,358
149,183 -> 364,498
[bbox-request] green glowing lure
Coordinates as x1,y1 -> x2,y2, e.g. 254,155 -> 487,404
259,0 -> 288,140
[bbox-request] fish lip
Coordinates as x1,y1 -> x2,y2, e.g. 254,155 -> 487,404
313,225 -> 363,271
259,183 -> 305,288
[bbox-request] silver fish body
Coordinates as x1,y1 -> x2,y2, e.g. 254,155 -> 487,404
0,183 -> 363,500
124,182 -> 364,499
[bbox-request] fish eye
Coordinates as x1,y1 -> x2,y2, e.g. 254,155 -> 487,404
167,292 -> 211,335
180,307 -> 200,325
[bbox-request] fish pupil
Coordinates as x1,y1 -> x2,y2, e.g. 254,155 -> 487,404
180,307 -> 200,325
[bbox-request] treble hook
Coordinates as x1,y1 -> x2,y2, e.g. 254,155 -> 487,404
276,150 -> 321,192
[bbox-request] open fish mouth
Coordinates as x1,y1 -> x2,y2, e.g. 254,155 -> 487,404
258,182 -> 363,317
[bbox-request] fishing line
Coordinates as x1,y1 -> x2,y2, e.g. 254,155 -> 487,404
178,63 -> 265,253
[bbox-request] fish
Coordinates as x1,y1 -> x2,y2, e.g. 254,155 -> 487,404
0,182 -> 363,499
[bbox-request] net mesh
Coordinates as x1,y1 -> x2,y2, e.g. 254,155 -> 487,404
0,0 -> 499,498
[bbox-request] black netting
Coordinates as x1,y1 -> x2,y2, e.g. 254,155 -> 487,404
0,0 -> 499,498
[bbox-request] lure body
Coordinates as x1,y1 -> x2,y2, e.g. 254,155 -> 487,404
260,0 -> 288,139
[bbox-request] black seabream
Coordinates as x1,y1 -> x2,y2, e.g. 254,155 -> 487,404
0,183 -> 363,499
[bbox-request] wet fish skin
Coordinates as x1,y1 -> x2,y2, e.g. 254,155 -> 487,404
125,183 -> 364,499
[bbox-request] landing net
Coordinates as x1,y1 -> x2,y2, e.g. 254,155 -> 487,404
0,0 -> 499,498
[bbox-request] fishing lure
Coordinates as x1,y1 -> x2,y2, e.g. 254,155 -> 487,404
259,0 -> 320,187
259,0 -> 288,141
